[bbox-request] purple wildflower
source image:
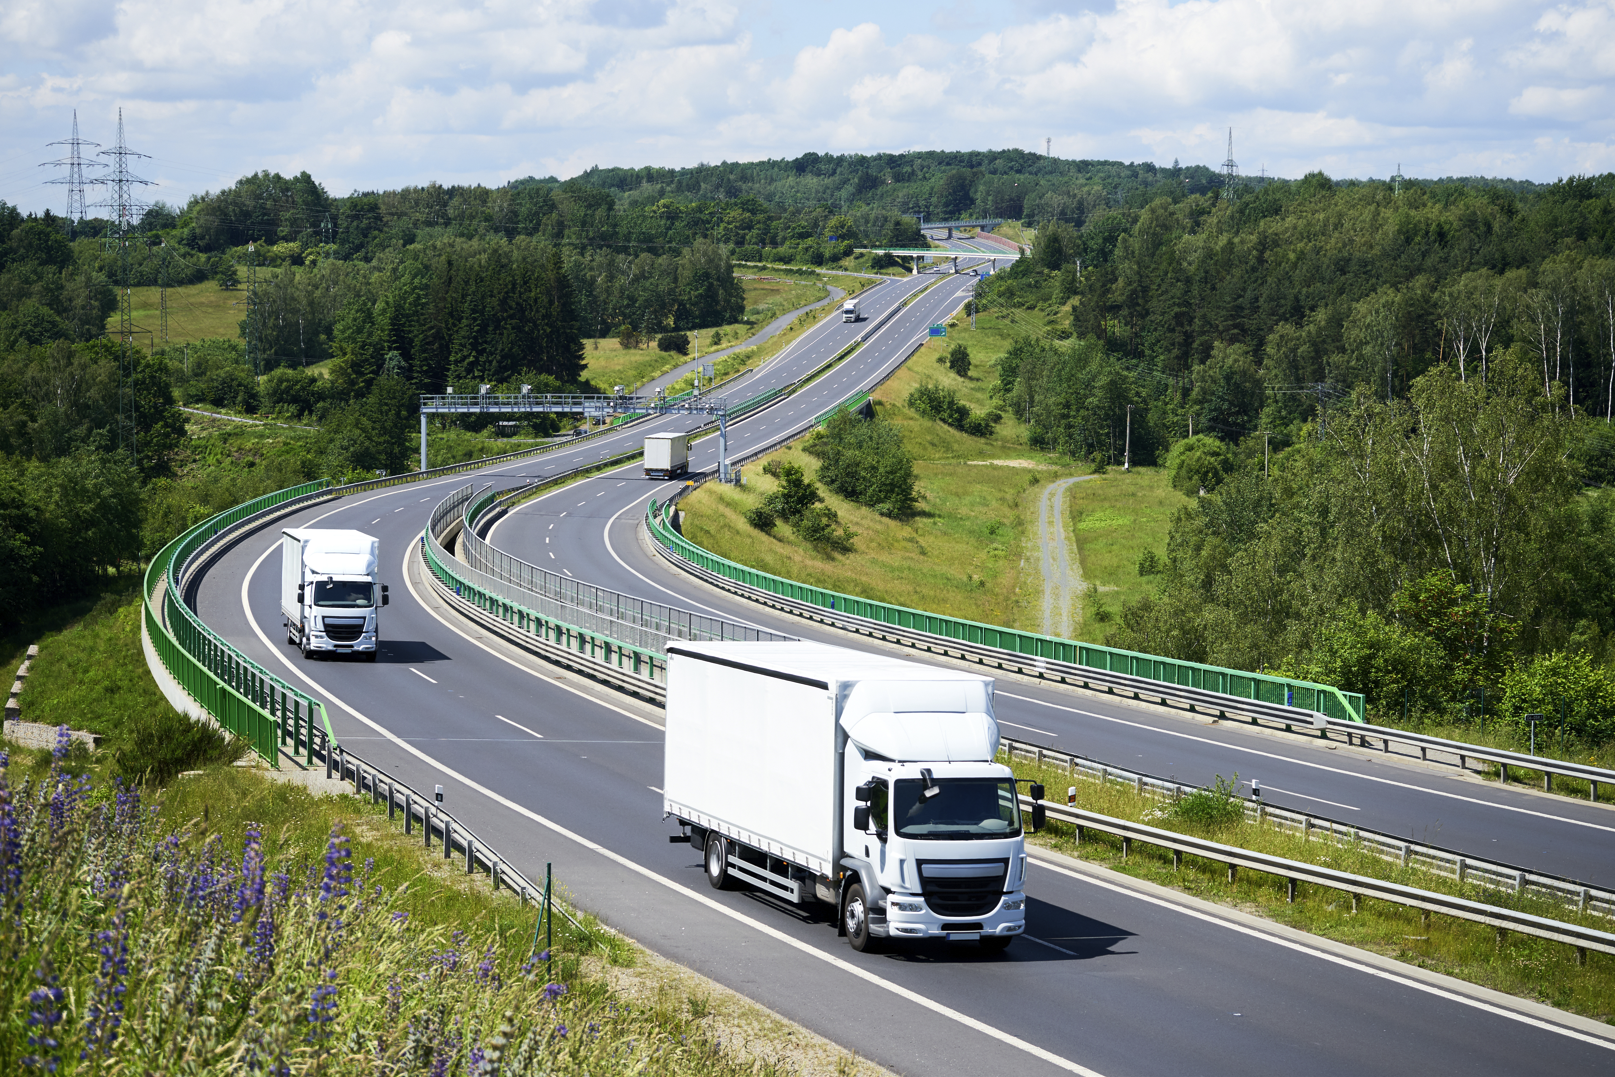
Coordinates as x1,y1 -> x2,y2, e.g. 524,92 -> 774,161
307,969 -> 339,1038
234,825 -> 265,923
541,982 -> 567,1004
0,775 -> 21,904
81,906 -> 129,1058
386,980 -> 402,1019
317,825 -> 351,929
475,944 -> 498,987
22,963 -> 65,1072
553,1024 -> 568,1039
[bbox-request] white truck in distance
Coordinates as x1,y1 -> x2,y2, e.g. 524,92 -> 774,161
841,295 -> 861,322
281,528 -> 387,660
663,641 -> 1038,953
643,432 -> 690,479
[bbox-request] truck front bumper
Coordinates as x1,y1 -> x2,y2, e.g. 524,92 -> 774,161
307,633 -> 377,653
881,893 -> 1026,940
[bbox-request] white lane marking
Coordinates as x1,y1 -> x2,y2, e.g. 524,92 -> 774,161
238,550 -> 1100,1076
420,497 -> 431,501
578,501 -> 587,506
549,552 -> 555,559
1032,853 -> 1615,1053
648,785 -> 663,794
493,714 -> 544,739
560,512 -> 567,517
1263,787 -> 1359,811
410,668 -> 438,683
545,537 -> 549,543
1023,934 -> 1079,957
999,692 -> 1615,835
548,523 -> 554,529
372,519 -> 381,524
394,506 -> 407,512
241,507 -> 659,737
563,569 -> 573,577
999,720 -> 1059,737
616,482 -> 626,487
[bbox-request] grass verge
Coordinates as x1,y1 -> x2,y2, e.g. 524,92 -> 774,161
1006,751 -> 1615,1024
0,751 -> 886,1075
1064,468 -> 1187,636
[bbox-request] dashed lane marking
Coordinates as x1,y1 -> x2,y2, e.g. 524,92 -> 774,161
409,668 -> 438,683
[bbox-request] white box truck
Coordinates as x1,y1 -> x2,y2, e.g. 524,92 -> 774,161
281,528 -> 387,660
663,641 -> 1037,953
643,432 -> 689,479
841,296 -> 861,322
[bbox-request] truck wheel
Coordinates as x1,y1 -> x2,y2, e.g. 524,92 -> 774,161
843,882 -> 877,953
980,936 -> 1013,954
705,836 -> 734,890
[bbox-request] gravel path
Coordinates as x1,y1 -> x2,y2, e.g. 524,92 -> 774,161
1038,475 -> 1094,637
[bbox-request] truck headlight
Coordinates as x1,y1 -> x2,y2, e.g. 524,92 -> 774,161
890,900 -> 926,913
1001,897 -> 1026,911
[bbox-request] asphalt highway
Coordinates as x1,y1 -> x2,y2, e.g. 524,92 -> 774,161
185,254 -> 1615,1075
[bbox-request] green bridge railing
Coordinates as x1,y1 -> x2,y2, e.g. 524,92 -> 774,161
646,499 -> 1364,724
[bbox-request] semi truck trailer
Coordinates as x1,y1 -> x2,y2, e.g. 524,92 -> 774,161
643,432 -> 690,479
663,641 -> 1036,952
281,528 -> 387,660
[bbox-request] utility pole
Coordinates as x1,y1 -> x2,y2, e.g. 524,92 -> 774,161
245,242 -> 259,376
158,239 -> 169,348
42,110 -> 105,226
92,109 -> 153,464
1045,137 -> 1051,158
1124,404 -> 1132,471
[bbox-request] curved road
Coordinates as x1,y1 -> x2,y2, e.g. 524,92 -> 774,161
187,250 -> 1615,1075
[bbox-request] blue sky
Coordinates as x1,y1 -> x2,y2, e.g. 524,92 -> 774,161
2,0 -> 1613,215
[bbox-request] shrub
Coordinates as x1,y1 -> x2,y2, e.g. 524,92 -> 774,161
792,503 -> 855,552
1500,650 -> 1615,745
1169,773 -> 1245,829
657,332 -> 689,355
1165,435 -> 1234,495
940,342 -> 971,378
808,410 -> 919,517
744,505 -> 776,532
1137,548 -> 1163,576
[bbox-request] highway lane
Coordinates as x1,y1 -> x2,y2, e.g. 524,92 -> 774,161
190,478 -> 1615,1077
483,282 -> 1615,891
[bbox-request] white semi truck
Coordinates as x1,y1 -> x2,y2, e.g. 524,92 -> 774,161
281,528 -> 387,660
643,432 -> 690,479
663,641 -> 1039,953
841,295 -> 861,322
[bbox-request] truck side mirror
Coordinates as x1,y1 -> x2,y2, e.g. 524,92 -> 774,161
1029,783 -> 1046,833
296,584 -> 305,603
853,782 -> 874,803
852,805 -> 870,832
1030,782 -> 1045,802
381,585 -> 390,607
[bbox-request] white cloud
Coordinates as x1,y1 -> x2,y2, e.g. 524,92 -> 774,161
3,0 -> 1615,214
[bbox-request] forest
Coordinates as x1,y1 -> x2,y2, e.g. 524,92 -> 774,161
972,170 -> 1615,745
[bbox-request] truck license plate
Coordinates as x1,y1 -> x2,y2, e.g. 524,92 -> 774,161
947,932 -> 981,941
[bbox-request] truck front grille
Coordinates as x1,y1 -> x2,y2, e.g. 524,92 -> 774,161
917,860 -> 1007,918
323,619 -> 366,642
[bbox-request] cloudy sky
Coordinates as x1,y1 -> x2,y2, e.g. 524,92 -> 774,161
3,0 -> 1613,214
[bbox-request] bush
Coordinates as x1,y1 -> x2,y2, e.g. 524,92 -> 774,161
657,332 -> 689,355
907,381 -> 998,437
807,410 -> 919,517
940,342 -> 971,378
260,366 -> 323,417
1165,434 -> 1234,495
744,505 -> 776,531
1169,774 -> 1245,829
1137,548 -> 1163,576
792,503 -> 856,552
1500,650 -> 1615,745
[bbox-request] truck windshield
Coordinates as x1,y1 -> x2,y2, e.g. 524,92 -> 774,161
313,580 -> 374,608
892,779 -> 1022,840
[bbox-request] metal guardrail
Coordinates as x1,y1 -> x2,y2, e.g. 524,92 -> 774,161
1019,792 -> 1615,964
1001,736 -> 1615,922
644,498 -> 1365,728
1310,719 -> 1614,800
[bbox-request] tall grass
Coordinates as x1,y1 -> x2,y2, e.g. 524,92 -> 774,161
18,588 -> 242,783
0,743 -> 800,1075
1007,751 -> 1615,1022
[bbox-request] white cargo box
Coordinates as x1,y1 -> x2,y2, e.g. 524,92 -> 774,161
663,641 -> 996,876
281,528 -> 379,619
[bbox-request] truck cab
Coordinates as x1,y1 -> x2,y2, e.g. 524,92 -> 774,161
281,528 -> 386,661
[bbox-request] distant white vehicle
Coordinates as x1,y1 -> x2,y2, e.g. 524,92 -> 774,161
842,296 -> 861,322
281,529 -> 387,660
663,640 -> 1036,953
643,432 -> 690,479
